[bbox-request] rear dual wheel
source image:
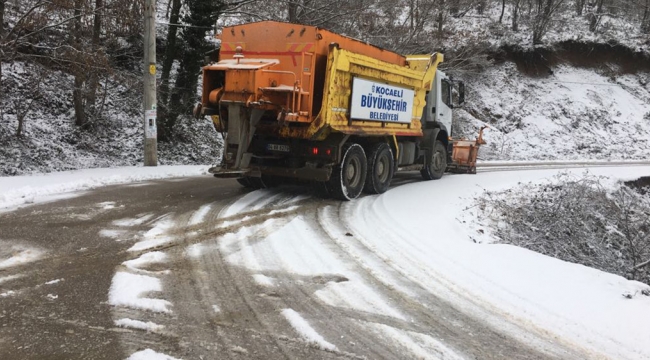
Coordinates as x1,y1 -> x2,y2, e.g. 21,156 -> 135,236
364,143 -> 394,194
328,144 -> 367,201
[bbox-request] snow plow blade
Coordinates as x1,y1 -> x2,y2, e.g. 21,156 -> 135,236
446,126 -> 487,175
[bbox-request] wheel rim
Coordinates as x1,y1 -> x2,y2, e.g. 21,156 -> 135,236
345,157 -> 361,188
432,149 -> 444,172
376,153 -> 390,183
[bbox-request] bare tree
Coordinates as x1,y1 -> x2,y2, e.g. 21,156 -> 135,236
532,0 -> 566,44
158,0 -> 182,140
15,69 -> 43,137
644,0 -> 650,32
513,0 -> 523,31
85,0 -> 103,109
71,0 -> 87,127
588,0 -> 607,32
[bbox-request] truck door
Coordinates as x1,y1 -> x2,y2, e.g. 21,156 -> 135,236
435,70 -> 453,135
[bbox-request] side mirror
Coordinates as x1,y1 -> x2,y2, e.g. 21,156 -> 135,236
458,81 -> 465,106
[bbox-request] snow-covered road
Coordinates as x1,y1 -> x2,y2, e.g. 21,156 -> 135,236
1,166 -> 649,359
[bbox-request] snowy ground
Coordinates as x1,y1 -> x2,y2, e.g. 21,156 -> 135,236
24,164 -> 639,359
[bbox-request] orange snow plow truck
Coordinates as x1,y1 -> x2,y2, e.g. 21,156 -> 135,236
193,21 -> 483,200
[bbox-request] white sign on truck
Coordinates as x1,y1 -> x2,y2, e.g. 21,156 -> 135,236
350,78 -> 414,124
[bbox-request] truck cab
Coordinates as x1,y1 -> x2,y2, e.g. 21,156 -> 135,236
423,70 -> 455,135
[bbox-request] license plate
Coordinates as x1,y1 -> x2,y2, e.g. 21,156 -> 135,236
267,143 -> 290,152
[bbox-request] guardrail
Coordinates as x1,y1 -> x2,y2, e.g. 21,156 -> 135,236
475,160 -> 650,172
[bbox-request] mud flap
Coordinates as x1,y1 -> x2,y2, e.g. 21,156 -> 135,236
226,105 -> 264,170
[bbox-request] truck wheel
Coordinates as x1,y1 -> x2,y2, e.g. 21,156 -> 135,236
364,143 -> 394,194
328,143 -> 367,201
421,140 -> 447,180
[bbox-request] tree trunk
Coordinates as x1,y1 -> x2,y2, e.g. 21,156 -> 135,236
499,0 -> 506,22
74,74 -> 86,126
576,0 -> 585,15
167,0 -> 224,140
86,0 -> 102,109
409,0 -> 415,30
288,1 -> 297,23
437,0 -> 446,34
477,0 -> 487,14
159,0 -> 182,141
513,0 -> 521,31
165,0 -> 172,18
642,0 -> 650,33
0,0 -> 5,121
16,113 -> 24,137
0,0 -> 4,37
73,0 -> 86,127
589,0 -> 605,32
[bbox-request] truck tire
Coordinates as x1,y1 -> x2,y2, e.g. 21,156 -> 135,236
364,143 -> 394,194
421,140 -> 447,180
328,143 -> 367,201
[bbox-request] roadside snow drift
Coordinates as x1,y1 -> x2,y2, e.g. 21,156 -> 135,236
344,167 -> 650,360
0,165 -> 208,210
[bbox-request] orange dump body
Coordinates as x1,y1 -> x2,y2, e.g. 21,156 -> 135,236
200,21 -> 406,123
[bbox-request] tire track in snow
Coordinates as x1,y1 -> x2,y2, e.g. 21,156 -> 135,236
165,191 -> 421,359
333,195 -> 593,360
148,193 -> 349,359
194,193 -> 462,359
316,204 -> 499,360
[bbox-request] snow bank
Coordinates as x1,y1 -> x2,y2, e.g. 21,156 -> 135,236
345,166 -> 650,360
0,165 -> 208,210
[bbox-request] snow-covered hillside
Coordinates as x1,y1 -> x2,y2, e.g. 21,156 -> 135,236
0,62 -> 222,176
455,63 -> 650,161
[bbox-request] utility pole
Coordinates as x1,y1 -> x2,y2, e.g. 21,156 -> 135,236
143,0 -> 158,166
